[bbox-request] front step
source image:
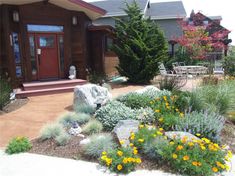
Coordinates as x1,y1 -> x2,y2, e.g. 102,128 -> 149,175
23,79 -> 87,91
16,79 -> 87,98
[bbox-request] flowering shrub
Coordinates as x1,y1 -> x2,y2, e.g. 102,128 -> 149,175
129,124 -> 164,150
149,95 -> 184,129
100,146 -> 142,174
159,137 -> 232,176
5,136 -> 32,154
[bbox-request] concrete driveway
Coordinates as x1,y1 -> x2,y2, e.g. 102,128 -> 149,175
0,85 -> 144,148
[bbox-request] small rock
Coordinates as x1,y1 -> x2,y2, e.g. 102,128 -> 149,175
79,138 -> 91,145
135,85 -> 160,94
68,126 -> 82,136
77,134 -> 85,138
113,120 -> 140,147
165,131 -> 201,142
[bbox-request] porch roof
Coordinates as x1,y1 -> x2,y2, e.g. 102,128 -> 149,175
0,0 -> 106,20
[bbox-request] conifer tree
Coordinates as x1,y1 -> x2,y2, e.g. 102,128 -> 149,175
112,1 -> 168,83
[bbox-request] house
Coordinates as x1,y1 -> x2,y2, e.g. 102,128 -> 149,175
0,0 -> 113,87
90,0 -> 187,76
186,11 -> 232,59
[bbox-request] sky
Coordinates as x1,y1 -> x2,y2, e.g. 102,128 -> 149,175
86,0 -> 234,45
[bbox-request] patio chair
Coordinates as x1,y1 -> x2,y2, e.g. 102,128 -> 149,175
213,65 -> 224,74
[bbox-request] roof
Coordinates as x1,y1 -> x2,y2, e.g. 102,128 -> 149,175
209,16 -> 222,21
90,0 -> 149,17
0,0 -> 106,20
146,1 -> 186,20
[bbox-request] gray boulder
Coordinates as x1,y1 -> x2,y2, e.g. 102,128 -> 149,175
135,85 -> 160,94
113,120 -> 140,147
165,131 -> 201,142
73,84 -> 112,109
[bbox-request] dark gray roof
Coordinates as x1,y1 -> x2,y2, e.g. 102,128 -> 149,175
90,0 -> 149,17
209,16 -> 222,20
147,1 -> 186,19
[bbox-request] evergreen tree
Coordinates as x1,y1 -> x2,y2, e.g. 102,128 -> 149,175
112,1 -> 168,84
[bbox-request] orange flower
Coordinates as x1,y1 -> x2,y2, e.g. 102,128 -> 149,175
212,167 -> 218,172
176,145 -> 184,151
183,155 -> 189,161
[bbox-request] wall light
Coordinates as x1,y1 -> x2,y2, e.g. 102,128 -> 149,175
13,11 -> 19,22
72,16 -> 78,25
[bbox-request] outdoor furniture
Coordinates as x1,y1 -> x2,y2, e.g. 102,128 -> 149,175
213,66 -> 224,74
174,65 -> 208,75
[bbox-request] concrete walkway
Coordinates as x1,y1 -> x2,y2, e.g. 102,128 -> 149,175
0,85 -> 144,148
0,150 -> 234,176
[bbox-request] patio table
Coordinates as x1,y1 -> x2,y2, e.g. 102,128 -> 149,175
174,66 -> 208,75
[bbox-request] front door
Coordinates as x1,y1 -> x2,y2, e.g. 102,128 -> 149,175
36,34 -> 59,80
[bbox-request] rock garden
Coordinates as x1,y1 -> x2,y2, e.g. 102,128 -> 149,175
4,79 -> 235,176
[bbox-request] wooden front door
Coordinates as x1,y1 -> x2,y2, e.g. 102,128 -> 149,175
36,34 -> 59,80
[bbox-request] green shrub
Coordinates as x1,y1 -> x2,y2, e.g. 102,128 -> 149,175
58,112 -> 91,127
82,119 -> 103,135
159,113 -> 181,131
175,111 -> 225,142
158,76 -> 185,91
40,123 -> 65,140
55,132 -> 70,146
0,77 -> 12,110
135,107 -> 155,124
83,133 -> 117,158
95,101 -> 136,131
74,104 -> 95,115
5,137 -> 32,154
116,92 -> 152,109
100,146 -> 142,174
172,91 -> 191,112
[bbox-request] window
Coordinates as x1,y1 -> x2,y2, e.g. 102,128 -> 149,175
203,20 -> 209,26
27,25 -> 64,32
39,36 -> 54,47
105,36 -> 113,52
58,36 -> 64,72
29,36 -> 37,76
12,32 -> 22,78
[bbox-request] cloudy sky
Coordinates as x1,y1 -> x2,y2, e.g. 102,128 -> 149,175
86,0 -> 234,45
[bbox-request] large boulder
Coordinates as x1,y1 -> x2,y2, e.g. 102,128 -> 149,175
165,131 -> 201,142
113,120 -> 140,147
74,84 -> 112,109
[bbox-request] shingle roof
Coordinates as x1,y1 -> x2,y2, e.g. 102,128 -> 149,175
90,0 -> 149,17
147,1 -> 186,19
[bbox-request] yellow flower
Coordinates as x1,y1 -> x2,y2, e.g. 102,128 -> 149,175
136,158 -> 142,164
227,150 -> 233,158
117,164 -> 123,171
138,139 -> 144,143
172,153 -> 177,159
197,162 -> 202,167
129,143 -> 134,147
175,108 -> 179,112
188,142 -> 194,147
192,161 -> 198,166
165,102 -> 169,106
101,155 -> 107,160
183,155 -> 189,161
133,149 -> 138,155
196,133 -> 201,137
117,150 -> 123,157
179,113 -> 184,117
123,158 -> 128,164
156,131 -> 163,136
127,157 -> 133,162
159,117 -> 164,122
150,101 -> 153,104
163,96 -> 167,101
119,140 -> 125,145
159,128 -> 164,131
106,158 -> 112,166
176,145 -> 184,151
225,164 -> 230,171
201,138 -> 210,144
130,133 -> 135,140
170,141 -> 175,145
181,136 -> 188,143
139,124 -> 144,129
212,167 -> 218,172
102,151 -> 107,155
200,145 -> 206,150
155,109 -> 160,113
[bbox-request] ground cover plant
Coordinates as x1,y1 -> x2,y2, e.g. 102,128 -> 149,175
6,136 -> 32,154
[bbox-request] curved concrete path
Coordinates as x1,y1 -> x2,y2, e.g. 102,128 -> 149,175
0,150 -> 234,176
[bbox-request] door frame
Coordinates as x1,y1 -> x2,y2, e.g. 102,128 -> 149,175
28,32 -> 64,81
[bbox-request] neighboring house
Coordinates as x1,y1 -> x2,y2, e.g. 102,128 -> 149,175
0,0 -> 111,87
90,0 -> 187,76
186,11 -> 232,60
